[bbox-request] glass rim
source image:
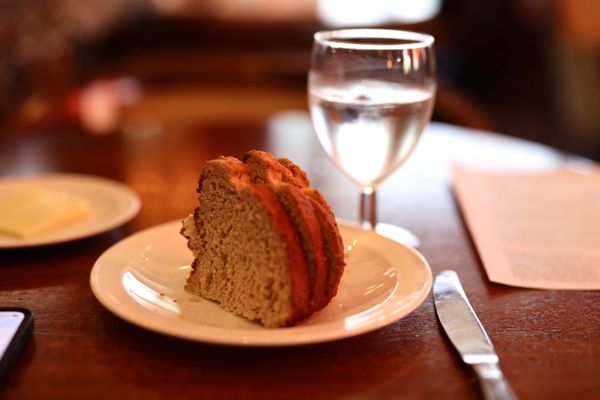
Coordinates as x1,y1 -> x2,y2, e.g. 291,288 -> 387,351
314,29 -> 434,50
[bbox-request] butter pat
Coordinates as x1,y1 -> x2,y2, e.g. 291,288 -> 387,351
0,188 -> 90,238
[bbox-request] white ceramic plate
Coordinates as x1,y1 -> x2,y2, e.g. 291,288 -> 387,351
90,221 -> 432,346
0,174 -> 141,248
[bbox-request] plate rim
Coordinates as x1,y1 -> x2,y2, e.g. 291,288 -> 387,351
90,220 -> 432,347
0,173 -> 141,248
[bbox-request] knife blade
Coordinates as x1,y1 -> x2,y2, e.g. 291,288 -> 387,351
433,270 -> 518,400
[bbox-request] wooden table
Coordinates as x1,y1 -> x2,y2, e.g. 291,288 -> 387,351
1,117 -> 598,400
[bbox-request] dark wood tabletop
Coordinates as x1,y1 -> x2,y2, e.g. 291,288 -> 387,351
1,115 -> 598,400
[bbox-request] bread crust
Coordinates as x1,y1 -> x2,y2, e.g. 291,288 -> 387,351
276,155 -> 346,299
245,150 -> 330,311
250,184 -> 310,324
304,189 -> 346,301
278,185 -> 328,311
248,150 -> 346,304
245,150 -> 308,188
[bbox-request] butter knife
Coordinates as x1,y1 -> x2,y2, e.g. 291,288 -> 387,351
433,270 -> 518,400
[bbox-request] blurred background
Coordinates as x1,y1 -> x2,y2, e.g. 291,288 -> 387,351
0,0 -> 599,159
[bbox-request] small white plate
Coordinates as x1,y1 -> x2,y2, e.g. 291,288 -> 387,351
0,174 -> 141,248
90,221 -> 432,346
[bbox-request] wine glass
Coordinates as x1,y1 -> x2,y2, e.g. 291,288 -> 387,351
308,29 -> 436,248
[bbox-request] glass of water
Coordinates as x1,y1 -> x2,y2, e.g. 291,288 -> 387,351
309,29 -> 436,247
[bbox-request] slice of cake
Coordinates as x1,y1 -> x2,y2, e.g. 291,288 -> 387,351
181,151 -> 345,327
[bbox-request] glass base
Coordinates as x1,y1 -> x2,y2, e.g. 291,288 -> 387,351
375,223 -> 421,249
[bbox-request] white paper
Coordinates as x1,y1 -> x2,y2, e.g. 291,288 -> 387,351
452,165 -> 600,290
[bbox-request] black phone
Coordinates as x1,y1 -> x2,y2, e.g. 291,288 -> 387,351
0,308 -> 33,380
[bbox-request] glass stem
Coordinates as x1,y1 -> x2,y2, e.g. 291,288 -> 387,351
359,186 -> 377,230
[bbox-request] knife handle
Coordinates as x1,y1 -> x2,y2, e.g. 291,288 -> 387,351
473,363 -> 518,400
